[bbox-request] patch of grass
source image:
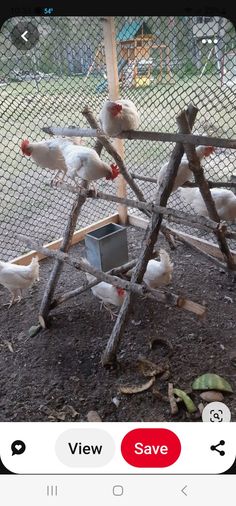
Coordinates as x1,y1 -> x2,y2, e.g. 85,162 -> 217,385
0,72 -> 235,259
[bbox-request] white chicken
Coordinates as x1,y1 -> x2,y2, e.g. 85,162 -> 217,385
157,145 -> 215,193
180,187 -> 236,221
99,99 -> 140,137
21,136 -> 83,185
0,256 -> 39,307
50,138 -> 119,187
126,249 -> 173,289
86,271 -> 126,319
143,249 -> 173,289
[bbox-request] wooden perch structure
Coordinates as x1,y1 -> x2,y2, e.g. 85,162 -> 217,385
42,125 -> 236,150
17,234 -> 206,320
33,100 -> 236,366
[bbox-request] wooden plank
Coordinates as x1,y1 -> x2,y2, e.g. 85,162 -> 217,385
11,213 -> 119,266
166,226 -> 236,261
102,16 -> 127,224
128,214 -> 149,229
128,214 -> 236,261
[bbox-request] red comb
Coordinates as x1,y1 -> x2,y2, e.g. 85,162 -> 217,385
21,139 -> 30,155
204,145 -> 215,157
117,287 -> 125,297
105,164 -> 120,181
111,163 -> 120,180
110,103 -> 122,116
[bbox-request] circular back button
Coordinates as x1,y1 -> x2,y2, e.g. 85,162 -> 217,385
121,428 -> 181,468
10,22 -> 39,51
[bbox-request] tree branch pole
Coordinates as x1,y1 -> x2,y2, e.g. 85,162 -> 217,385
130,173 -> 236,189
42,125 -> 236,150
177,112 -> 236,271
38,180 -> 89,327
102,104 -> 199,365
55,180 -> 224,235
17,234 -> 205,318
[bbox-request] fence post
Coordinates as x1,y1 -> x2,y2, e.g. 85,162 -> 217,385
102,16 -> 127,224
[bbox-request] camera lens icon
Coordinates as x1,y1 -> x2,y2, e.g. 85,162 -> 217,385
202,402 -> 231,423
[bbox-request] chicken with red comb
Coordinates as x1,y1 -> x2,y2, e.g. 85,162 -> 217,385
21,139 -> 31,156
20,136 -> 84,186
85,263 -> 126,319
20,137 -> 71,185
50,138 -> 120,191
99,98 -> 139,137
157,144 -> 216,193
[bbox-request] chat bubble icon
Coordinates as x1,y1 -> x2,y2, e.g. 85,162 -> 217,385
11,440 -> 26,456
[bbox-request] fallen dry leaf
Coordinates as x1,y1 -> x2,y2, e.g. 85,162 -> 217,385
137,356 -> 169,377
118,377 -> 155,394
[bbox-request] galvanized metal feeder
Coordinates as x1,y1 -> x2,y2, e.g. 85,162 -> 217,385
85,223 -> 129,272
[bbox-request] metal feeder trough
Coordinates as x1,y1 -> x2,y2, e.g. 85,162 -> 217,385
85,223 -> 129,272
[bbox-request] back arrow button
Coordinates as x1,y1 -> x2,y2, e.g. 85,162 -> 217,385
181,485 -> 188,496
21,31 -> 28,42
10,22 -> 39,50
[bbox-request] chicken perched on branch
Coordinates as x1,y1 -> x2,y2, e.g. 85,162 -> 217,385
0,257 -> 39,307
127,249 -> 173,289
180,187 -> 236,221
85,271 -> 126,319
157,145 -> 215,193
99,99 -> 140,137
21,137 -> 83,186
50,139 -> 119,189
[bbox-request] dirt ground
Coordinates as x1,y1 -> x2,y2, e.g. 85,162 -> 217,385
0,225 -> 235,423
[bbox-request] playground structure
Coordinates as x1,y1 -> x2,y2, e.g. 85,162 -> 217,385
92,20 -> 172,91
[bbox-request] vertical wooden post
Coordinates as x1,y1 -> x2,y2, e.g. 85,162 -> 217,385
158,46 -> 163,83
166,46 -> 171,81
102,16 -> 127,225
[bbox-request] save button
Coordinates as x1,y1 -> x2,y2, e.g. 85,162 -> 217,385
121,428 -> 181,467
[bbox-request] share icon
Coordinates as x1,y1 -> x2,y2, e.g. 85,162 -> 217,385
210,440 -> 225,456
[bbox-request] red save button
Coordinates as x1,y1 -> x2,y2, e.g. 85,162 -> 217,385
121,429 -> 181,467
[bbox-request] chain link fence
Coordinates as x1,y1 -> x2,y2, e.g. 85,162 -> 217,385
0,16 -> 236,260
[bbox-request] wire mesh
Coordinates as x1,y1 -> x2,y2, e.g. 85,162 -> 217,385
0,16 -> 235,260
